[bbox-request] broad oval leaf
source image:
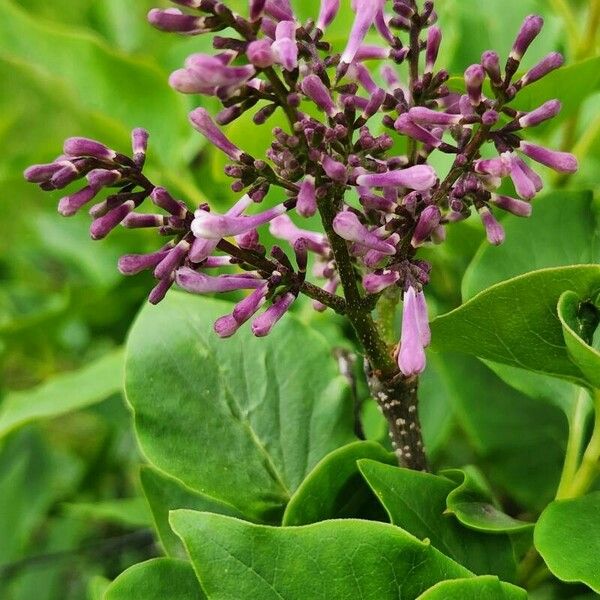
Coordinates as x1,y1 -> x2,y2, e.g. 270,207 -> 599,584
431,265 -> 600,385
282,441 -> 395,526
442,467 -> 533,534
358,460 -> 517,581
104,558 -> 205,600
140,466 -> 244,559
0,349 -> 123,439
416,576 -> 526,599
170,511 -> 472,600
534,492 -> 600,593
557,291 -> 600,389
125,293 -> 355,523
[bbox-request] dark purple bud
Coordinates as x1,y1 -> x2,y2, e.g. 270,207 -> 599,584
464,64 -> 485,106
301,75 -> 337,117
58,186 -> 99,216
518,100 -> 561,128
481,51 -> 502,85
411,205 -> 442,247
247,39 -> 275,68
150,187 -> 187,217
252,292 -> 296,337
491,194 -> 532,217
519,141 -> 578,173
90,200 -> 136,240
154,239 -> 191,279
363,270 -> 400,294
333,211 -> 396,255
118,246 -> 172,275
323,155 -> 348,183
479,207 -> 505,245
297,175 -> 317,218
425,26 -> 442,74
511,15 -> 544,61
189,108 -> 244,161
63,137 -> 116,161
357,165 -> 437,191
176,267 -> 264,293
517,52 -> 564,87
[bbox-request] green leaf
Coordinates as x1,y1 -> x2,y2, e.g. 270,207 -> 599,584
125,293 -> 355,523
463,191 -> 600,300
358,460 -> 517,581
104,558 -> 206,600
62,498 -> 152,529
557,291 -> 600,389
170,511 -> 472,600
416,576 -> 527,599
140,466 -> 244,559
431,265 -> 600,385
438,354 -> 567,510
0,0 -> 190,168
87,575 -> 110,600
282,441 -> 395,526
0,349 -> 123,439
534,492 -> 600,593
442,467 -> 534,533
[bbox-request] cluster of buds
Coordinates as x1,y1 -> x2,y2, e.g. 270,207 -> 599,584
25,0 -> 577,379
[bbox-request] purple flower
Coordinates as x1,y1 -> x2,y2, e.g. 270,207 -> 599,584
490,194 -> 532,218
425,26 -> 442,74
170,53 -> 255,97
408,106 -> 461,127
323,155 -> 348,183
333,211 -> 396,255
411,205 -> 442,248
517,52 -> 564,87
252,292 -> 296,337
247,40 -> 275,69
317,0 -> 340,30
397,286 -> 430,377
519,142 -> 578,173
189,108 -> 244,160
147,8 -> 207,34
356,165 -> 437,191
191,203 -> 286,239
63,137 -> 116,161
481,51 -> 502,85
301,75 -> 337,117
176,267 -> 264,294
479,207 -> 505,246
269,215 -> 329,254
464,64 -> 485,106
518,100 -> 561,128
272,21 -> 298,71
363,270 -> 400,294
340,0 -> 385,65
511,15 -> 544,61
297,175 -> 317,218
249,0 -> 267,21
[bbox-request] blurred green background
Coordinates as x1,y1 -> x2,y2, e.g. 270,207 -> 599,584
0,0 -> 598,598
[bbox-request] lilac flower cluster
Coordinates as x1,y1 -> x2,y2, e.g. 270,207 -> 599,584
25,0 -> 577,380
